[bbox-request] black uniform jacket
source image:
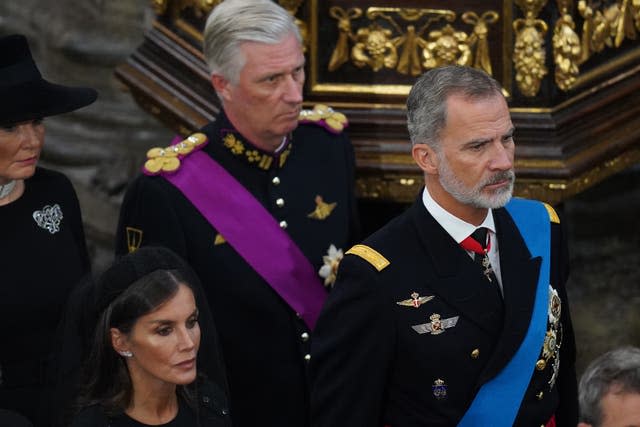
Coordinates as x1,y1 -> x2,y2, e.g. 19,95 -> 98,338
116,110 -> 359,427
310,197 -> 578,427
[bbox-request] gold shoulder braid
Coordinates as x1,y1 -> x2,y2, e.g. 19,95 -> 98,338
542,202 -> 560,224
143,132 -> 208,175
345,244 -> 390,272
298,104 -> 348,134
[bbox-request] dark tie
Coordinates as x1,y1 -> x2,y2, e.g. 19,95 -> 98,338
460,228 -> 502,294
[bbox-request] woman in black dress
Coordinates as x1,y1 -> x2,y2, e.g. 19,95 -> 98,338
0,34 -> 96,426
69,246 -> 231,427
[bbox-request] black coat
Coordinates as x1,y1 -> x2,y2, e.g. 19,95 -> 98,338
310,198 -> 578,427
116,110 -> 359,427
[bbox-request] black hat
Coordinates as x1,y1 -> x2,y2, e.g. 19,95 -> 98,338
0,34 -> 97,125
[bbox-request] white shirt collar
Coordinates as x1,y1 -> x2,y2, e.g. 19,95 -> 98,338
421,186 -> 496,244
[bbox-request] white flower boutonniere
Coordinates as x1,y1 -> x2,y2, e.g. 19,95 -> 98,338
318,244 -> 344,288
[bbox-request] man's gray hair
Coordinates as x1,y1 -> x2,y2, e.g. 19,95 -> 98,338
578,346 -> 640,426
203,0 -> 301,84
406,66 -> 504,148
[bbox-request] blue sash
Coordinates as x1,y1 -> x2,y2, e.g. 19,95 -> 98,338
457,198 -> 551,426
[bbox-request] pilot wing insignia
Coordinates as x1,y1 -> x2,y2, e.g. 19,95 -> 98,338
412,313 -> 459,335
396,292 -> 434,308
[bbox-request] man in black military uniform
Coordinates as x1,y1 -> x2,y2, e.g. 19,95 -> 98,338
115,1 -> 358,426
310,66 -> 578,427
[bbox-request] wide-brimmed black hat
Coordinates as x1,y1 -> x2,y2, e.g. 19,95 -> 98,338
0,34 -> 97,125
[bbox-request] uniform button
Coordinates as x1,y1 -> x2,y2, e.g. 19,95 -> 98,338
279,220 -> 288,229
202,396 -> 210,403
304,354 -> 311,361
471,349 -> 480,359
536,359 -> 546,370
276,198 -> 285,207
536,391 -> 544,400
272,176 -> 281,185
301,332 -> 310,342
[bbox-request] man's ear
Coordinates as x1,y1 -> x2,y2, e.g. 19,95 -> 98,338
110,327 -> 129,354
211,74 -> 231,102
412,143 -> 439,175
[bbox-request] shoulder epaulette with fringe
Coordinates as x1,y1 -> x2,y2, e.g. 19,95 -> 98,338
143,132 -> 208,175
298,104 -> 348,134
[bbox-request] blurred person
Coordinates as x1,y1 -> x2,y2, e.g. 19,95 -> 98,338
0,33 -> 96,426
69,246 -> 231,427
115,1 -> 359,426
578,346 -> 640,427
310,66 -> 578,426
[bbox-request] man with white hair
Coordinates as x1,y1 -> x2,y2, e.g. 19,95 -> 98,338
116,1 -> 358,426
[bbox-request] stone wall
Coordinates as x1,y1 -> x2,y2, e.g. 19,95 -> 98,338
1,0 -> 638,378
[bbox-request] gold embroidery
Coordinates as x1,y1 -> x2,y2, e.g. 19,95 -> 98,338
345,244 -> 390,271
223,134 -> 245,155
126,227 -> 143,253
307,195 -> 337,220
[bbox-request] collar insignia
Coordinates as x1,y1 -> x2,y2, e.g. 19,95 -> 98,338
221,130 -> 292,170
396,292 -> 434,308
412,313 -> 459,335
307,195 -> 337,220
143,133 -> 208,175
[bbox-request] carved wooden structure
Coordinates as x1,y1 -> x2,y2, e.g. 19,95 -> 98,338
116,0 -> 640,204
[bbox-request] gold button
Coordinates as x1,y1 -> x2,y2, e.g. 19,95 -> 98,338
279,220 -> 288,229
536,391 -> 544,400
272,176 -> 281,185
536,359 -> 546,370
471,349 -> 480,359
276,198 -> 285,207
301,332 -> 310,342
304,354 -> 311,361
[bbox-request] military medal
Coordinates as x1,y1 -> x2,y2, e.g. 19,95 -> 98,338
432,379 -> 447,400
481,253 -> 494,282
396,292 -> 434,308
412,313 -> 459,335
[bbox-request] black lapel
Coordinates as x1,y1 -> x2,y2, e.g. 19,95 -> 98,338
476,207 -> 542,384
409,202 -> 503,335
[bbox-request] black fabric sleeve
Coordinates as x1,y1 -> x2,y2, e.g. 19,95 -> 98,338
309,255 -> 394,427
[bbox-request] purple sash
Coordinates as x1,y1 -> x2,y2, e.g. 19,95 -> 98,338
162,148 -> 327,330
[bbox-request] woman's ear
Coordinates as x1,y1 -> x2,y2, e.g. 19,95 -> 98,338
110,327 -> 130,355
412,143 -> 439,175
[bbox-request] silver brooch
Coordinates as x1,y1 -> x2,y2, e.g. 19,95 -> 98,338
33,204 -> 63,234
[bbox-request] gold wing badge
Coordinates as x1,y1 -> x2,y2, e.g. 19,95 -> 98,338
307,195 -> 337,220
396,292 -> 434,308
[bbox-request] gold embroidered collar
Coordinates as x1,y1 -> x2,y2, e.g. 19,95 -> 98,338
220,129 -> 292,171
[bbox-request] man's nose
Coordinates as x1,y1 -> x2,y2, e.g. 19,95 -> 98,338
283,74 -> 303,104
489,141 -> 514,171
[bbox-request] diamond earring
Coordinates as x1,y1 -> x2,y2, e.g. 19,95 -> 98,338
118,350 -> 133,358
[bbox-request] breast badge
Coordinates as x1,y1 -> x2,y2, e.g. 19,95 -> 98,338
412,313 -> 459,335
32,204 -> 63,234
125,227 -> 143,253
307,195 -> 337,220
538,284 -> 564,390
396,292 -> 434,308
318,244 -> 344,288
432,379 -> 448,400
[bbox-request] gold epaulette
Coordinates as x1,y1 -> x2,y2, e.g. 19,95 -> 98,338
298,104 -> 348,134
543,202 -> 560,224
143,132 -> 208,175
345,244 -> 390,272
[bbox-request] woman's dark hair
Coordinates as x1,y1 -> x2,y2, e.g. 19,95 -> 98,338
75,247 -> 197,416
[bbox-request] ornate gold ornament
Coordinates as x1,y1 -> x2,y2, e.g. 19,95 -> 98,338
327,7 -> 498,77
554,0 -> 582,90
513,0 -> 550,97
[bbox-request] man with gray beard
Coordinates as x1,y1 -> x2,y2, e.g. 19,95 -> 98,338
309,66 -> 578,427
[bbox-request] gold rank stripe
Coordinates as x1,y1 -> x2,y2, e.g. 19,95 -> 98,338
543,202 -> 560,224
345,244 -> 390,271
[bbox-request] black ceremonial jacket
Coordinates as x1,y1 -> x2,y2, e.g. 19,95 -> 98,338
116,109 -> 359,427
310,198 -> 578,427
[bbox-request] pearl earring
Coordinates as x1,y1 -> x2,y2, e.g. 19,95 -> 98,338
118,350 -> 133,358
